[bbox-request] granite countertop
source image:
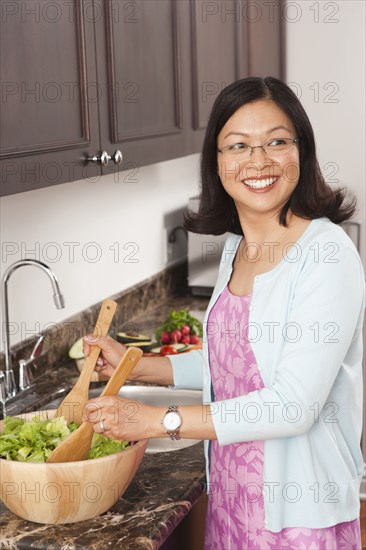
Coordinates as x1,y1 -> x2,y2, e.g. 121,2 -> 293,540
0,441 -> 205,550
0,295 -> 209,550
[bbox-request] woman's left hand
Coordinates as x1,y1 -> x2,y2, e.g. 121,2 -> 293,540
83,396 -> 163,441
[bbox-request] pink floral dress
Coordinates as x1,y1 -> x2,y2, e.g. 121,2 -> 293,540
204,286 -> 361,550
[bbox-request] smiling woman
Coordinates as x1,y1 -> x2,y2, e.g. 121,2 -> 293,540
83,77 -> 365,550
185,76 -> 356,237
217,100 -> 301,224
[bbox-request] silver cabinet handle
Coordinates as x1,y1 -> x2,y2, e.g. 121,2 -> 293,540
111,150 -> 123,165
87,151 -> 111,166
87,150 -> 123,167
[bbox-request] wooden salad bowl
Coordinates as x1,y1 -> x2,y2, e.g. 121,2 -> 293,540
0,410 -> 148,524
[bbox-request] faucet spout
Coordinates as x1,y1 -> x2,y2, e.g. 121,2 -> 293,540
1,259 -> 65,397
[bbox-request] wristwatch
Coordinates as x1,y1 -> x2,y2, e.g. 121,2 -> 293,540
162,405 -> 182,441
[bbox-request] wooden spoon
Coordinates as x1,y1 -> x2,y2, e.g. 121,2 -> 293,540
55,299 -> 117,424
47,346 -> 143,463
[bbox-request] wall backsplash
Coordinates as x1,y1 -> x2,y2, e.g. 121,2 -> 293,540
0,262 -> 188,382
0,153 -> 200,352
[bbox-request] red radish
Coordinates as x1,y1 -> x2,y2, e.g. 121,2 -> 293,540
190,335 -> 200,345
180,336 -> 190,345
180,325 -> 190,336
161,331 -> 171,344
170,329 -> 182,343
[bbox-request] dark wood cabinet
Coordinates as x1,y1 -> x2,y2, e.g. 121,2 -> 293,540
0,0 -> 284,197
95,0 -> 188,176
0,0 -> 101,196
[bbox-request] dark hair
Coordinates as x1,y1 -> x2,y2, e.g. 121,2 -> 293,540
184,76 -> 356,235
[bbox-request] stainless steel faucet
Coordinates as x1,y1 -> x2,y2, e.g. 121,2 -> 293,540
1,259 -> 65,398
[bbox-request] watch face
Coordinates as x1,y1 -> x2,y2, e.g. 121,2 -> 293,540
163,411 -> 181,431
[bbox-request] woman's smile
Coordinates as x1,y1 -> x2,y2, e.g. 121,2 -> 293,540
241,175 -> 280,191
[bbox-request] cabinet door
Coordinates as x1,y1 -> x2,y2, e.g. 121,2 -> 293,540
95,0 -> 187,179
0,0 -> 284,196
0,0 -> 100,196
246,0 -> 284,78
187,0 -> 284,154
186,0 -> 249,154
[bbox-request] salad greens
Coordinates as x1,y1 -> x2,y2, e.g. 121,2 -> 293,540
155,308 -> 203,343
0,415 -> 129,463
88,434 -> 129,459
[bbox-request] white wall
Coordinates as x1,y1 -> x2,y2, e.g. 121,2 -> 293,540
285,0 -> 365,264
285,0 -> 366,472
0,154 -> 200,350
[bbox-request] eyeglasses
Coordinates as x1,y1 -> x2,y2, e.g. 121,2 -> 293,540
217,138 -> 300,160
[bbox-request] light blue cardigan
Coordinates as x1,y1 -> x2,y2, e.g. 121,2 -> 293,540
170,217 -> 365,531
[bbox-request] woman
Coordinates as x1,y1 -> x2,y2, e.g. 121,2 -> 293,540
84,77 -> 365,549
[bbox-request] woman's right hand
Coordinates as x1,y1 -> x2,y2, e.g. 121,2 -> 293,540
83,335 -> 126,378
83,334 -> 174,386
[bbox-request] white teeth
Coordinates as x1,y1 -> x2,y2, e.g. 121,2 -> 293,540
243,177 -> 278,189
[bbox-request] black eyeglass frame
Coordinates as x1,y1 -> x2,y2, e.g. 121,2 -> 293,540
217,137 -> 300,156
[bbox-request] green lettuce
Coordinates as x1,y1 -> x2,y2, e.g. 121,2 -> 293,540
88,433 -> 129,459
0,415 -> 129,462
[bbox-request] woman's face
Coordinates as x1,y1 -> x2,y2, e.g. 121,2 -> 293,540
216,99 -> 300,219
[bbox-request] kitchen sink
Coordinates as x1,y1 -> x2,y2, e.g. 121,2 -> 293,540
1,387 -> 69,420
92,384 -> 203,453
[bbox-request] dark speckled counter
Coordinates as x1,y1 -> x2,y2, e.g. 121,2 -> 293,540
0,442 -> 205,549
0,288 -> 209,550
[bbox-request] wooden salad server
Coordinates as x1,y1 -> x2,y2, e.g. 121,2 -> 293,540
46,346 -> 143,463
54,298 -> 117,424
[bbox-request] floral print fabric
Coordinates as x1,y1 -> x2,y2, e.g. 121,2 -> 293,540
204,285 -> 361,550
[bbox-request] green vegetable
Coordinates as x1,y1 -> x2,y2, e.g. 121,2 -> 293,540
88,433 -> 129,459
155,308 -> 203,344
68,337 -> 84,359
0,415 -> 129,462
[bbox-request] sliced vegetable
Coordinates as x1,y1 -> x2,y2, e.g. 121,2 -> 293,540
87,434 -> 129,459
0,415 -> 129,463
150,343 -> 190,355
68,337 -> 84,360
159,345 -> 179,356
0,415 -> 75,462
116,332 -> 150,344
125,341 -> 153,352
125,341 -> 152,347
